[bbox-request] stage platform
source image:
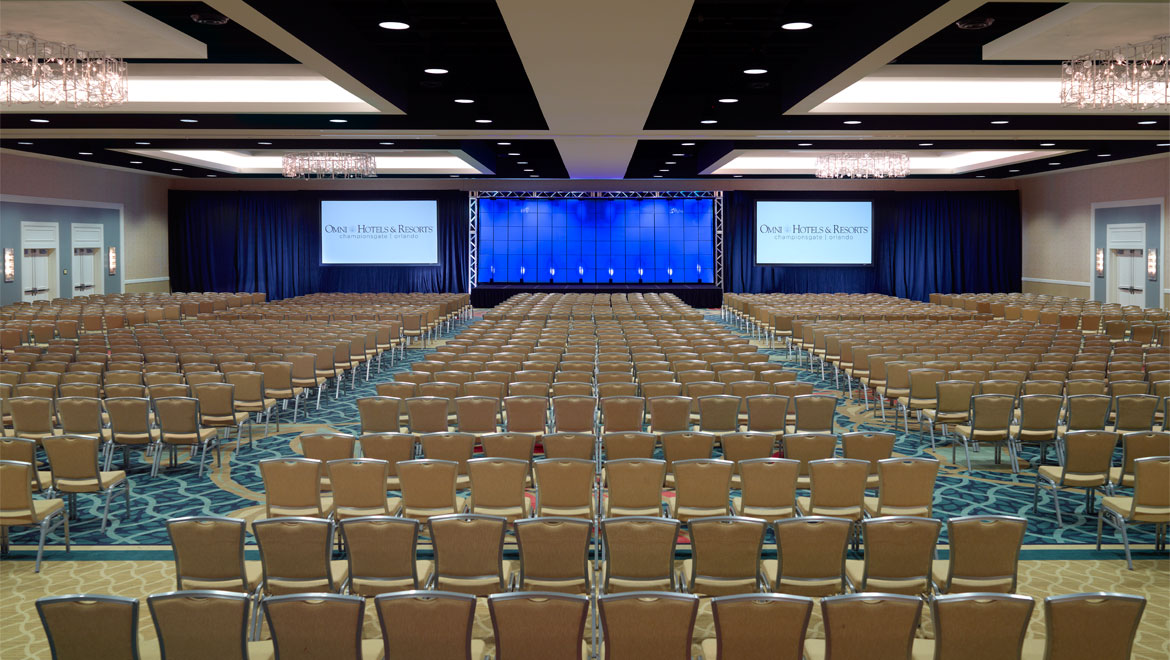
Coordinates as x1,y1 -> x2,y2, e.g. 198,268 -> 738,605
470,283 -> 723,308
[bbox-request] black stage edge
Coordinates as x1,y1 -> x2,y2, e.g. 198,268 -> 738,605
471,284 -> 723,309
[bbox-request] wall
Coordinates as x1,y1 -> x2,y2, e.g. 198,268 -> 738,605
1018,154 -> 1169,308
0,151 -> 171,294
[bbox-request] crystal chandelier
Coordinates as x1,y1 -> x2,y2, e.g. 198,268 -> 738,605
1061,34 -> 1169,110
281,152 -> 377,179
0,33 -> 128,107
815,151 -> 910,179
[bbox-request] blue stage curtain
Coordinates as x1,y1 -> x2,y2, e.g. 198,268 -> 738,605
724,191 -> 1021,300
168,190 -> 469,298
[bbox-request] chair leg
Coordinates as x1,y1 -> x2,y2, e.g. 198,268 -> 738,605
1119,519 -> 1134,570
293,395 -> 300,423
35,520 -> 48,572
1052,485 -> 1063,526
1032,477 -> 1041,513
964,439 -> 972,472
1096,507 -> 1104,550
102,488 -> 115,533
123,480 -> 131,517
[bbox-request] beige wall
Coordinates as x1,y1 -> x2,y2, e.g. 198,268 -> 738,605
0,151 -> 172,291
1018,155 -> 1169,307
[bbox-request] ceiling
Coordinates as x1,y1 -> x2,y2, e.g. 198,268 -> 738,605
1,0 -> 1166,180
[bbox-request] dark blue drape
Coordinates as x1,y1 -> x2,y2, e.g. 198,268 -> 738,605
725,191 -> 1021,300
169,190 -> 469,299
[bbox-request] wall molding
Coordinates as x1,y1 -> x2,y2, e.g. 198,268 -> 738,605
124,276 -> 170,284
1021,277 -> 1091,287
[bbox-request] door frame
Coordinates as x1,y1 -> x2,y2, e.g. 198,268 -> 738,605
20,220 -> 59,301
70,222 -> 105,296
1091,198 -> 1165,309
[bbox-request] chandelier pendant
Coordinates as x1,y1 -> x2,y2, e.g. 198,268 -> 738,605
1061,34 -> 1169,111
815,151 -> 910,179
282,152 -> 378,179
0,32 -> 128,108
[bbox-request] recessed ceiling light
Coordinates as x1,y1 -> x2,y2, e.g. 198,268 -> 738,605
329,118 -> 347,123
497,142 -> 511,145
475,119 -> 492,124
700,119 -> 717,124
379,142 -> 394,145
681,142 -> 695,146
454,98 -> 474,104
797,143 -> 813,146
990,120 -> 1009,124
507,152 -> 520,156
523,169 -> 534,172
718,98 -> 738,103
171,168 -> 183,171
918,143 -> 933,146
782,22 -> 813,30
180,118 -> 198,123
78,152 -> 93,155
17,141 -> 32,145
424,68 -> 448,74
1048,162 -> 1061,165
206,174 -> 217,177
1040,142 -> 1055,146
1138,120 -> 1156,125
743,68 -> 767,75
378,21 -> 410,30
665,161 -> 676,165
29,118 -> 49,123
672,153 -> 684,156
129,161 -> 143,164
1009,169 -> 1019,172
258,141 -> 272,145
843,120 -> 861,125
1098,153 -> 1111,157
135,141 -> 151,145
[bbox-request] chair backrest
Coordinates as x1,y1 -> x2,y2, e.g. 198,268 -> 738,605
338,516 -> 420,596
551,395 -> 597,433
601,396 -> 646,433
1043,593 -> 1146,660
1017,394 -> 1063,432
329,459 -> 392,517
737,458 -> 798,519
601,516 -> 680,592
455,396 -> 500,433
397,459 -> 459,518
514,517 -> 593,593
166,516 -> 248,591
602,432 -> 657,460
792,394 -> 836,433
840,432 -> 896,475
1129,456 -> 1170,520
807,458 -> 869,515
252,517 -> 337,595
262,593 -> 365,660
533,457 -> 595,518
605,458 -> 666,515
148,590 -> 249,660
943,515 -> 1026,593
745,394 -> 788,432
55,396 -> 102,434
708,593 -> 814,660
969,394 -> 1015,431
687,515 -> 767,596
672,458 -> 733,518
420,432 -> 477,476
375,591 -> 477,660
1059,431 -> 1119,484
698,394 -> 741,432
781,433 -> 837,476
648,396 -> 691,432
489,592 -> 590,660
105,396 -> 152,436
0,460 -> 39,524
819,593 -> 923,659
427,513 -> 509,595
660,431 -> 715,472
358,433 -> 415,475
1114,394 -> 1159,431
10,396 -> 54,434
542,432 -> 595,460
855,516 -> 941,595
42,434 -> 105,487
299,432 -> 356,463
467,457 -> 529,517
930,593 -> 1035,660
720,432 -> 776,468
357,397 -> 403,434
772,516 -> 851,596
36,594 -> 140,660
260,457 -> 327,518
598,592 -> 699,660
873,457 -> 939,515
154,396 -> 201,435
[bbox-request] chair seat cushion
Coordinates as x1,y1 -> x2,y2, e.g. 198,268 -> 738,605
1037,465 -> 1106,487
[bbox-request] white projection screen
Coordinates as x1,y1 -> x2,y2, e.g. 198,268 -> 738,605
755,200 -> 873,265
320,200 -> 439,265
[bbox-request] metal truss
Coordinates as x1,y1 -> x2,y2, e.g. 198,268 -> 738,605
714,191 -> 724,290
474,190 -> 719,199
468,192 -> 479,291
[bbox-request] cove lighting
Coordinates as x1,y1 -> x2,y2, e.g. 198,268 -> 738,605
135,141 -> 150,145
29,118 -> 49,123
990,120 -> 1009,124
843,120 -> 861,125
378,21 -> 410,30
379,142 -> 394,145
672,153 -> 684,156
139,149 -> 483,175
180,118 -> 198,123
424,68 -> 448,74
17,141 -> 32,145
681,142 -> 695,146
1040,143 -> 1055,146
454,98 -> 474,104
743,69 -> 767,75
1138,120 -> 1156,125
475,119 -> 492,123
329,118 -> 348,123
718,98 -> 738,103
918,143 -> 933,146
701,119 -> 718,124
797,143 -> 812,146
129,161 -> 143,164
782,22 -> 812,30
78,152 -> 93,155
1098,154 -> 1111,157
498,142 -> 511,145
258,142 -> 272,145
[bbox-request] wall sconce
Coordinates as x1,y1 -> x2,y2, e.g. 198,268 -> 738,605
578,265 -> 584,283
667,267 -> 673,283
3,248 -> 14,283
549,266 -> 555,284
637,267 -> 644,284
608,267 -> 613,284
1148,248 -> 1158,282
1095,248 -> 1104,278
489,265 -> 495,283
107,246 -> 117,276
696,263 -> 702,283
519,265 -> 525,283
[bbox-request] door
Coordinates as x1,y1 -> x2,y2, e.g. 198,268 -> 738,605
22,249 -> 51,302
72,248 -> 98,296
1111,248 -> 1145,307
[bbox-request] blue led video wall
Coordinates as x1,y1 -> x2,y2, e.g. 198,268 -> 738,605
478,198 -> 715,284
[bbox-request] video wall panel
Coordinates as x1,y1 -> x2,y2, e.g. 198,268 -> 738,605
478,198 -> 714,284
